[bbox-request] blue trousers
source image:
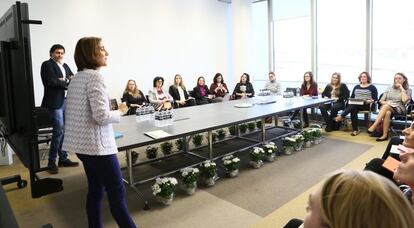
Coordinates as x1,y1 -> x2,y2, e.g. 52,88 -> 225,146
76,153 -> 136,228
47,104 -> 68,166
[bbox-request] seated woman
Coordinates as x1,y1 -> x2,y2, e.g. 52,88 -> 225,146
193,76 -> 211,105
299,71 -> 318,127
334,72 -> 378,136
264,72 -> 281,95
302,170 -> 414,228
367,73 -> 411,141
148,76 -> 173,110
168,74 -> 195,108
209,73 -> 229,102
319,72 -> 349,132
121,79 -> 147,115
232,73 -> 254,99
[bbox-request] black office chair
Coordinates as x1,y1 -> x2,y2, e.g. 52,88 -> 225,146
376,93 -> 413,135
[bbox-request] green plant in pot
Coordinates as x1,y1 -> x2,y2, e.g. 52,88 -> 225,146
192,134 -> 203,147
239,124 -> 247,134
146,146 -> 158,159
161,141 -> 173,155
228,125 -> 238,136
175,139 -> 184,151
248,122 -> 256,132
217,129 -> 226,140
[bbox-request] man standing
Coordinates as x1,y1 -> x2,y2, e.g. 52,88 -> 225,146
41,44 -> 78,174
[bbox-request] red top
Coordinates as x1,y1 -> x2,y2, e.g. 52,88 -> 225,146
300,83 -> 318,96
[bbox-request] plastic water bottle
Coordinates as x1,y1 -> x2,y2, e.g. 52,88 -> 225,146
135,107 -> 141,122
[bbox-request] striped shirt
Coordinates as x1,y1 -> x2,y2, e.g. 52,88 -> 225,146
351,84 -> 378,101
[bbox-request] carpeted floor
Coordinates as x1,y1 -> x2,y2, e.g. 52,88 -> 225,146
0,136 -> 374,228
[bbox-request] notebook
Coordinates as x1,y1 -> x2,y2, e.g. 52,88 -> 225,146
144,130 -> 171,139
348,98 -> 364,105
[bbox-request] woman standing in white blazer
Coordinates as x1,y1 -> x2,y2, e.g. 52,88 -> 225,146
62,37 -> 136,228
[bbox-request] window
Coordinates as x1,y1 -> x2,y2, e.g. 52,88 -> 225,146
273,0 -> 311,82
316,0 -> 366,84
372,0 -> 414,85
251,0 -> 269,80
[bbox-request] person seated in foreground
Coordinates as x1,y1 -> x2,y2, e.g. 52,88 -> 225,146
168,74 -> 196,108
148,76 -> 173,110
367,73 -> 411,141
285,170 -> 414,228
264,72 -> 281,95
232,73 -> 254,99
193,76 -> 211,105
121,79 -> 147,115
319,72 -> 349,132
209,73 -> 229,102
334,72 -> 378,136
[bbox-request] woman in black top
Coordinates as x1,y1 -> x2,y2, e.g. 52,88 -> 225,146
121,79 -> 146,115
193,76 -> 211,105
168,74 -> 196,108
319,72 -> 349,132
232,73 -> 254,99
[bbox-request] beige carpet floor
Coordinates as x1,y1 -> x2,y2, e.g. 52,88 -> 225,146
0,132 -> 386,228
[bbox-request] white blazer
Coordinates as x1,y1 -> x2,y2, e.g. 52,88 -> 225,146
62,69 -> 121,156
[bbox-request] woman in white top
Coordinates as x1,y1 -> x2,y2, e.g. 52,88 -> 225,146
168,74 -> 196,108
62,37 -> 136,228
148,76 -> 173,110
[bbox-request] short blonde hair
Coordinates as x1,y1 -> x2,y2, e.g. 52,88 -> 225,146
320,170 -> 414,228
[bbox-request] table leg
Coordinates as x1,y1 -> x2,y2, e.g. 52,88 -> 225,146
126,149 -> 134,186
208,130 -> 213,159
261,118 -> 266,142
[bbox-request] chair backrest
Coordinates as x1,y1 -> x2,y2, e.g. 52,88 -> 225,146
110,99 -> 118,110
285,87 -> 298,96
188,90 -> 195,98
34,107 -> 52,129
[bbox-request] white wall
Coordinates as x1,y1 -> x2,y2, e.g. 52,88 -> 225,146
0,0 -> 253,105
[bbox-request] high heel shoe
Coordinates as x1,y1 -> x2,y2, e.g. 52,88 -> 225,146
366,129 -> 374,134
376,136 -> 388,142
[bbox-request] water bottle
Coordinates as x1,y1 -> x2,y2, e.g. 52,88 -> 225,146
135,107 -> 142,122
154,111 -> 160,127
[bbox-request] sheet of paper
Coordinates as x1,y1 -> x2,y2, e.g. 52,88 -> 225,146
390,145 -> 400,155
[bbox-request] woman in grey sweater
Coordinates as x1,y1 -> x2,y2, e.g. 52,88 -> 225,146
367,73 -> 411,141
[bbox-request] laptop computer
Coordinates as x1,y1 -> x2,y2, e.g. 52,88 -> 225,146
348,98 -> 365,105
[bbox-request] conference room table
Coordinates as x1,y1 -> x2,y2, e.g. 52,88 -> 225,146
113,95 -> 332,207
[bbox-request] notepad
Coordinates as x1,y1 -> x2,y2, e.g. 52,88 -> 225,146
114,132 -> 123,139
390,145 -> 400,155
382,156 -> 401,172
144,130 -> 171,139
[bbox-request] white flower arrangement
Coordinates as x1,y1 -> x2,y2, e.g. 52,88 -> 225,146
283,137 -> 297,147
249,147 -> 265,162
180,167 -> 199,187
152,177 -> 177,198
199,160 -> 217,178
293,134 -> 304,143
262,142 -> 277,155
222,155 -> 241,171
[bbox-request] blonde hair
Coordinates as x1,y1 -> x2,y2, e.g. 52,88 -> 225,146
320,170 -> 414,228
330,72 -> 341,97
174,74 -> 186,90
123,79 -> 141,98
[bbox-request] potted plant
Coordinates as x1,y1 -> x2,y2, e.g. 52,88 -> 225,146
249,147 -> 265,168
312,128 -> 322,144
217,129 -> 226,140
283,137 -> 296,155
145,146 -> 158,159
256,120 -> 262,130
293,134 -> 304,151
160,141 -> 173,155
212,132 -> 218,142
239,123 -> 248,134
262,142 -> 277,162
222,155 -> 241,177
248,122 -> 256,132
151,177 -> 178,205
199,160 -> 217,186
302,129 -> 314,148
179,167 -> 199,195
175,139 -> 184,151
125,150 -> 139,165
229,125 -> 238,136
192,134 -> 204,147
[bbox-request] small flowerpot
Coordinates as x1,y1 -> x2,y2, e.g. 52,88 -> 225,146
202,176 -> 216,186
227,169 -> 239,178
181,183 -> 197,195
284,146 -> 294,155
155,194 -> 174,206
313,137 -> 322,145
264,153 -> 276,162
304,141 -> 312,148
294,142 -> 303,151
250,160 -> 263,169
